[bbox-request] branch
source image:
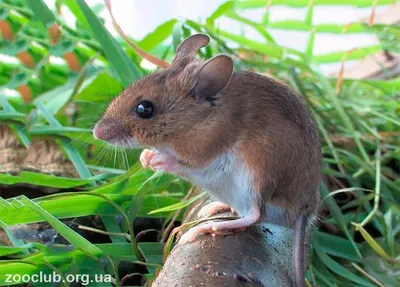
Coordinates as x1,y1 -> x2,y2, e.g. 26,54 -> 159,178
153,196 -> 298,286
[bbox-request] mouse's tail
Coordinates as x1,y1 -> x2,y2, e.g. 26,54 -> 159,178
293,215 -> 307,287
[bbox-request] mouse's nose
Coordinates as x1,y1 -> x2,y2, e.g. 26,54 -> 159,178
93,121 -> 126,141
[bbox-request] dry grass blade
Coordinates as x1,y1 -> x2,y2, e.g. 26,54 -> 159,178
351,263 -> 384,287
369,0 -> 377,26
104,0 -> 170,68
336,48 -> 356,94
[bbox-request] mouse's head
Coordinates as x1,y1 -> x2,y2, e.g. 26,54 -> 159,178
93,34 -> 233,149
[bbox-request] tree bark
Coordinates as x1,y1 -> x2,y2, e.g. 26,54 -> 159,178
153,196 -> 296,287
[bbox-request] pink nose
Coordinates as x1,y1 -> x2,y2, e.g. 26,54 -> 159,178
93,121 -> 126,141
93,124 -> 105,140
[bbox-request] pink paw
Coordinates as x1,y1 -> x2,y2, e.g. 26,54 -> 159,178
179,223 -> 240,244
198,202 -> 235,218
149,153 -> 179,174
179,225 -> 214,244
140,149 -> 156,169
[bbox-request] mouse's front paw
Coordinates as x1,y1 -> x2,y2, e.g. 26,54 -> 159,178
149,153 -> 179,174
140,149 -> 157,169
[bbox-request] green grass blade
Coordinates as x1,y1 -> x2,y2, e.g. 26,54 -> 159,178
235,0 -> 396,9
320,183 -> 363,259
148,191 -> 206,214
26,0 -> 55,28
313,238 -> 375,287
19,196 -> 102,255
76,0 -> 142,87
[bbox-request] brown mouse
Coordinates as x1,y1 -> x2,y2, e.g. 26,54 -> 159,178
93,34 -> 321,287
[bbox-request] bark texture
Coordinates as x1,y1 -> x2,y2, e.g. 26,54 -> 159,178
153,197 -> 296,287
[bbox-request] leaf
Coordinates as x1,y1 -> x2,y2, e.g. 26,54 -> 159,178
75,71 -> 123,102
320,183 -> 363,259
0,111 -> 25,122
76,0 -> 142,87
314,231 -> 361,262
0,40 -> 29,56
0,95 -> 30,147
313,239 -> 375,287
351,223 -> 391,261
172,20 -> 184,51
139,20 -> 178,51
6,72 -> 30,89
206,28 -> 287,58
235,0 -> 396,9
49,40 -> 76,56
206,1 -> 234,25
29,126 -> 92,137
0,193 -> 180,226
26,0 -> 55,28
306,29 -> 315,57
34,67 -> 103,115
225,11 -> 275,43
315,45 -> 381,64
148,191 -> 206,214
63,0 -> 90,30
19,196 -> 102,255
0,172 -> 102,188
304,1 -> 314,27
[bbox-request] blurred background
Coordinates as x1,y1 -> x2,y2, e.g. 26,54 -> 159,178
0,1 -> 399,286
49,0 -> 392,73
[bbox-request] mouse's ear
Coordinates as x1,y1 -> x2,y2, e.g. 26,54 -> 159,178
193,55 -> 233,104
173,34 -> 210,63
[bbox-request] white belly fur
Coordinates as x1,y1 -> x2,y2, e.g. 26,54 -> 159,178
180,151 -> 257,216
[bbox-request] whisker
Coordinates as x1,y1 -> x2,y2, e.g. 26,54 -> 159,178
113,146 -> 117,168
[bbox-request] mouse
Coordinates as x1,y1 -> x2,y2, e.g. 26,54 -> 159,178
93,34 -> 321,287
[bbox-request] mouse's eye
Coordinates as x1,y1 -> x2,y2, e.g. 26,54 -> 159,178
134,100 -> 155,119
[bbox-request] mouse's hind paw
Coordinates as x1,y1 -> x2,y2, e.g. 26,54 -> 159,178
198,201 -> 236,218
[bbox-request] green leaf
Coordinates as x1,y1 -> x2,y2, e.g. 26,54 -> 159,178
0,172 -> 102,188
306,29 -> 315,57
304,2 -> 314,27
6,72 -> 29,89
172,20 -> 184,51
0,193 -> 180,226
49,40 -> 76,56
0,95 -> 31,147
63,0 -> 90,30
139,19 -> 178,51
26,0 -> 55,28
76,0 -> 142,87
34,67 -> 103,115
0,40 -> 29,55
0,111 -> 25,122
235,0 -> 396,9
315,45 -> 381,64
29,126 -> 92,137
313,239 -> 375,287
148,191 -> 206,214
320,183 -> 362,259
207,28 -> 287,58
207,1 -> 234,25
75,71 -> 123,102
19,196 -> 102,255
351,223 -> 391,261
314,231 -> 361,262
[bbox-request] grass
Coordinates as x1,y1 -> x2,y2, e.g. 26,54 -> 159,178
0,0 -> 399,286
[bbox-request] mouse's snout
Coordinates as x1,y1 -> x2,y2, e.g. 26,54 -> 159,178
93,120 -> 128,142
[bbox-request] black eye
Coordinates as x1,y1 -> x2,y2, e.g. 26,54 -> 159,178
134,101 -> 155,119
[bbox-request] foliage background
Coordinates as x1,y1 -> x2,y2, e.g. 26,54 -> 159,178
0,0 -> 399,286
